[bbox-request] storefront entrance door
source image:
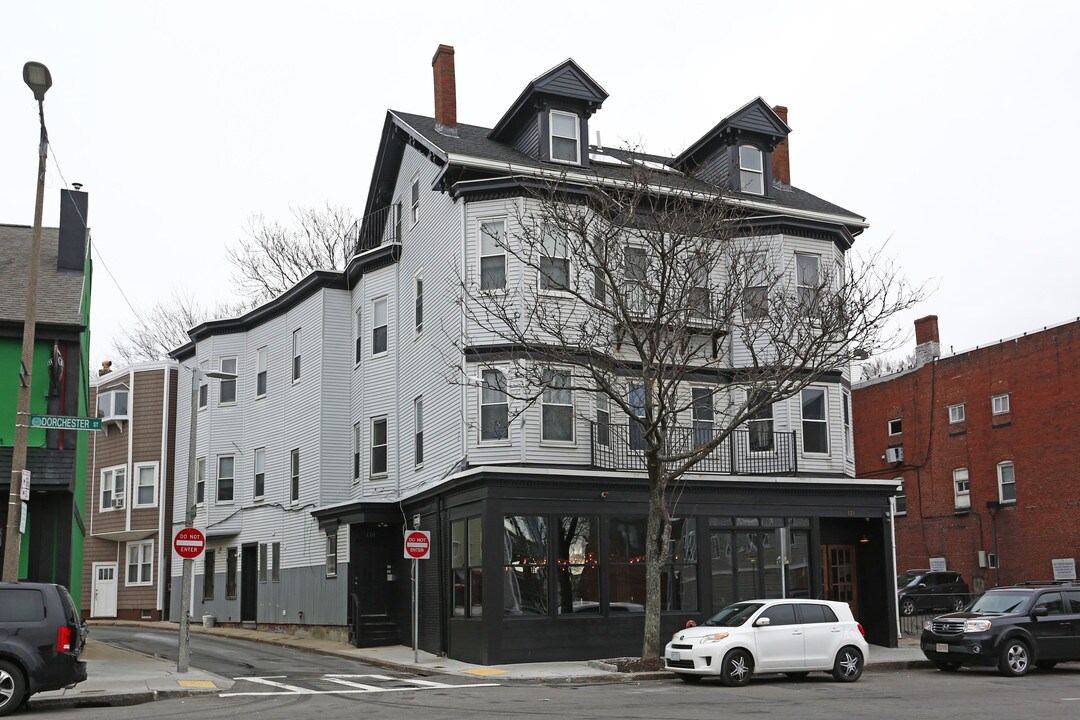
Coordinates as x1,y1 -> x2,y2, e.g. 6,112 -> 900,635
822,544 -> 858,619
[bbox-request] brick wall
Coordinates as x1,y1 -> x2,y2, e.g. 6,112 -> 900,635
853,319 -> 1080,590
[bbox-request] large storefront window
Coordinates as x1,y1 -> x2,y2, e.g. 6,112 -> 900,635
664,518 -> 698,611
556,516 -> 599,614
709,516 -> 810,607
452,517 -> 483,617
503,516 -> 548,616
608,516 -> 646,612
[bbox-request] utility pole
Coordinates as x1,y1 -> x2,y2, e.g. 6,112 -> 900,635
3,62 -> 52,581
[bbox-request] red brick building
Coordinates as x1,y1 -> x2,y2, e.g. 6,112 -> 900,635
852,315 -> 1080,594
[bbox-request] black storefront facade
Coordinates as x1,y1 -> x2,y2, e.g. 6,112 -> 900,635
316,467 -> 900,665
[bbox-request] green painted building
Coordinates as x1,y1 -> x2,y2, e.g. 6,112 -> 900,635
0,188 -> 92,607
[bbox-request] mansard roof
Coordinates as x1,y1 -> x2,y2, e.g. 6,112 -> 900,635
488,58 -> 609,142
673,97 -> 791,170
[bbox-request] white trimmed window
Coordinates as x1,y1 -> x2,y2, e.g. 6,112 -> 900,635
372,297 -> 388,356
97,387 -> 129,420
371,418 -> 388,475
126,540 -> 153,586
219,357 -> 237,405
217,456 -> 234,503
290,448 -> 300,502
414,396 -> 424,467
198,364 -> 208,409
292,328 -> 301,382
628,382 -> 647,451
411,174 -> 420,225
253,447 -> 265,500
540,228 -> 570,292
691,387 -> 714,448
843,388 -> 853,460
355,306 -> 363,364
801,387 -> 829,454
415,276 -> 424,333
541,369 -> 573,442
998,461 -> 1016,504
550,110 -> 580,164
953,468 -> 970,510
100,465 -> 126,511
195,457 -> 206,505
948,403 -> 965,423
353,422 -> 362,482
595,392 -> 610,447
992,393 -> 1010,415
134,463 -> 157,507
738,144 -> 764,195
888,418 -> 902,436
894,478 -> 906,515
479,218 -> 507,290
480,369 -> 509,442
796,254 -> 820,311
747,390 -> 775,453
256,346 -> 268,397
326,531 -> 338,578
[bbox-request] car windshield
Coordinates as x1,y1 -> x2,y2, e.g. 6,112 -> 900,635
969,592 -> 1030,614
704,603 -> 764,627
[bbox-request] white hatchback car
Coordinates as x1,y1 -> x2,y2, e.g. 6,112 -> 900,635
664,598 -> 868,685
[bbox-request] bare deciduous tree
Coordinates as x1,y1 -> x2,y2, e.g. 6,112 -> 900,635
111,291 -> 247,365
458,160 -> 924,663
858,351 -> 917,381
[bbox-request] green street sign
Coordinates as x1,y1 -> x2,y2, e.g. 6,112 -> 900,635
29,415 -> 102,431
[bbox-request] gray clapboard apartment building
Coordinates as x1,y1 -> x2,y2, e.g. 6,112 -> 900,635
169,45 -> 899,662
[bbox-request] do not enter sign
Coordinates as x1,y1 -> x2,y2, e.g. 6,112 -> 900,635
174,527 -> 206,559
404,530 -> 430,560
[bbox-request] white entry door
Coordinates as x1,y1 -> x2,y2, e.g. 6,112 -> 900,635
92,563 -> 118,617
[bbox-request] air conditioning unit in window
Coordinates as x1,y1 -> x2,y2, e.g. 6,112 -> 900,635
113,496 -> 125,509
885,446 -> 904,463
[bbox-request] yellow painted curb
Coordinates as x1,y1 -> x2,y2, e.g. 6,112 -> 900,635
178,680 -> 218,688
461,668 -> 507,677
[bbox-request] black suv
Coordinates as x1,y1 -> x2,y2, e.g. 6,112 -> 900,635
921,582 -> 1080,676
0,582 -> 87,716
898,570 -> 970,616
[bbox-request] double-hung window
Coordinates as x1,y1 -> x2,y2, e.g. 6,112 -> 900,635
292,329 -> 301,382
415,277 -> 424,333
414,396 -> 424,467
411,175 -> 420,225
549,110 -> 580,164
217,456 -> 234,503
355,307 -> 363,364
290,448 -> 300,502
479,219 -> 507,290
198,366 -> 208,409
126,541 -> 153,586
623,246 -> 648,313
541,369 -> 573,442
353,422 -> 362,481
371,418 -> 388,476
372,298 -> 388,356
540,228 -> 570,291
595,393 -> 610,447
948,403 -> 965,423
688,251 -> 711,317
326,531 -> 338,578
747,391 -> 775,452
894,478 -> 907,515
256,346 -> 268,397
842,389 -> 853,460
219,357 -> 237,404
796,254 -> 820,312
195,458 -> 206,505
480,369 -> 509,441
691,387 -> 714,448
998,461 -> 1016,504
992,393 -> 1010,415
953,468 -> 970,510
101,465 -> 126,511
738,145 -> 764,195
134,464 -> 156,507
226,547 -> 238,599
253,447 -> 265,500
628,382 -> 647,451
801,387 -> 828,454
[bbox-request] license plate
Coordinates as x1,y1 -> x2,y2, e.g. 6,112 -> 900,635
936,643 -> 949,653
671,651 -> 681,662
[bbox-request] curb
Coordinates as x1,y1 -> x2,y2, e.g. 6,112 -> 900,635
30,688 -> 221,712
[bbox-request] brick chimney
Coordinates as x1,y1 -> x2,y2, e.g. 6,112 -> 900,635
771,105 -> 790,186
432,44 -> 458,137
914,315 -> 940,367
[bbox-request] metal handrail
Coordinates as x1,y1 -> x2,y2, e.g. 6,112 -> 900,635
348,203 -> 401,255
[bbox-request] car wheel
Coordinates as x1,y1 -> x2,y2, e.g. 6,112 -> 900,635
951,596 -> 966,612
1036,661 -> 1057,671
783,672 -> 810,680
998,639 -> 1031,677
719,649 -> 753,687
932,660 -> 962,672
900,597 -> 916,616
832,646 -> 864,682
0,659 -> 27,718
676,673 -> 702,684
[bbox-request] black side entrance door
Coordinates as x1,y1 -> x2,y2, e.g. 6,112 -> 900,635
350,525 -> 394,615
241,544 -> 258,623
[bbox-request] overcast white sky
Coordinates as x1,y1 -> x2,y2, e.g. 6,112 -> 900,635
2,1 -> 1078,370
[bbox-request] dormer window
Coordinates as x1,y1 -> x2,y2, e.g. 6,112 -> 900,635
97,387 -> 129,421
738,145 -> 764,195
550,110 -> 580,164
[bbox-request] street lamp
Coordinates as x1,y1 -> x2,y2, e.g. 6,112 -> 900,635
177,368 -> 236,673
3,62 -> 52,582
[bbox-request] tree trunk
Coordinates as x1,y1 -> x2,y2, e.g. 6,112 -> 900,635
641,459 -> 671,663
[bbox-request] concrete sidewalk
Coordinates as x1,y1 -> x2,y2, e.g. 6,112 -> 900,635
27,621 -> 932,710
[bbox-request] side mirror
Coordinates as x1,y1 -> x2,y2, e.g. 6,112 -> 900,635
1032,606 -> 1049,618
754,617 -> 772,627
917,583 -> 927,589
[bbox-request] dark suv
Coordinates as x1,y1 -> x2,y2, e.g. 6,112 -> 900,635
0,582 -> 87,716
898,570 -> 970,616
921,582 -> 1080,676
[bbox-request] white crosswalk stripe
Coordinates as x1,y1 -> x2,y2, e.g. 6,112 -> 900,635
220,673 -> 499,697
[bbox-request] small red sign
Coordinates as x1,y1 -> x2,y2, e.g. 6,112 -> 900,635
174,527 -> 206,559
404,530 -> 430,560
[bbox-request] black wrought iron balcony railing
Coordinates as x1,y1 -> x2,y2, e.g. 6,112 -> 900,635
348,202 -> 401,255
590,423 -> 798,476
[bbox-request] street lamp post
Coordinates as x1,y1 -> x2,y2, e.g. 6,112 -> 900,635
177,367 -> 236,673
3,62 -> 52,582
